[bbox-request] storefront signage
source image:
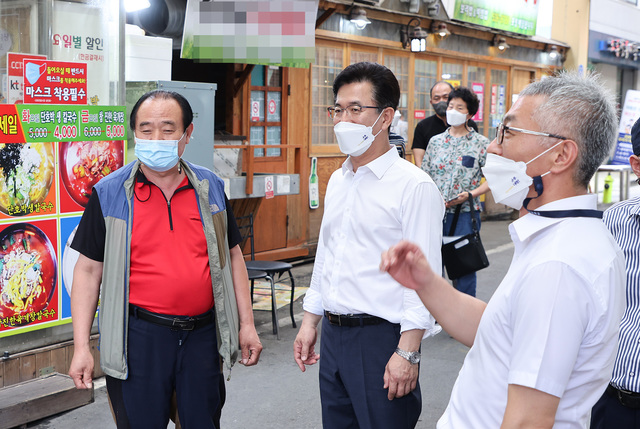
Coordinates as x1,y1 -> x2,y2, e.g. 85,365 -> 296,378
23,60 -> 87,105
451,0 -> 538,36
599,39 -> 640,61
414,110 -> 426,120
0,104 -> 126,337
7,53 -> 47,104
52,1 -> 109,105
612,90 -> 640,165
181,0 -> 318,68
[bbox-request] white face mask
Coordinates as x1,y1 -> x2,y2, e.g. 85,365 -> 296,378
334,111 -> 384,157
446,109 -> 468,127
481,141 -> 563,210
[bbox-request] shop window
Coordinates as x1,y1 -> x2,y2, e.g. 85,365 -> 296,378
311,44 -> 343,148
384,54 -> 409,114
442,63 -> 464,87
414,59 -> 437,117
351,50 -> 377,64
250,65 -> 285,157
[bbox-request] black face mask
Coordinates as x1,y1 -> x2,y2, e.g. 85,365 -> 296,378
432,101 -> 448,117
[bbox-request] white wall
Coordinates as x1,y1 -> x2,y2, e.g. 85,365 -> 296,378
591,0 -> 640,41
592,62 -> 619,101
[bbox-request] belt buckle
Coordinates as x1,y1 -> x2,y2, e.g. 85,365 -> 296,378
328,312 -> 341,326
172,318 -> 196,331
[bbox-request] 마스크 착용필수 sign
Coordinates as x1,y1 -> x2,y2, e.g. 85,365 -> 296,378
23,59 -> 87,105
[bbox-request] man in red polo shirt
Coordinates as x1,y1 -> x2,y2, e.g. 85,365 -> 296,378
69,90 -> 262,428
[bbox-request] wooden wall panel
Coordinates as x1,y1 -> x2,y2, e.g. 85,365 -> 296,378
0,335 -> 102,389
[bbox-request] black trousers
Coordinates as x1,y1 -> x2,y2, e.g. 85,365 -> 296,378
591,389 -> 640,429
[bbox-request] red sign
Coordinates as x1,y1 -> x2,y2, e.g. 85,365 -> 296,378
414,110 -> 426,120
7,53 -> 47,104
471,82 -> 484,122
23,60 -> 87,105
251,101 -> 260,122
268,99 -> 277,115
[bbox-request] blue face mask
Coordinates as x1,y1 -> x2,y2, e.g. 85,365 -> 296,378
134,131 -> 186,172
25,62 -> 46,85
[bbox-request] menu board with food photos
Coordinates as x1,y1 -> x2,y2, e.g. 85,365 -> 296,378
0,104 -> 126,337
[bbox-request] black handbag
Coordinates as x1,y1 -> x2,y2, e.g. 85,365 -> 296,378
441,194 -> 490,280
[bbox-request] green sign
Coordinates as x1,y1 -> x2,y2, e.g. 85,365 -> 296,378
14,104 -> 127,143
453,0 -> 538,36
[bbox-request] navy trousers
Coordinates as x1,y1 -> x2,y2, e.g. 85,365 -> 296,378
319,316 -> 421,429
591,389 -> 640,428
106,309 -> 223,429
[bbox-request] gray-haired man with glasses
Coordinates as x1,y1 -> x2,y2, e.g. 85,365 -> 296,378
381,71 -> 625,428
294,62 -> 444,428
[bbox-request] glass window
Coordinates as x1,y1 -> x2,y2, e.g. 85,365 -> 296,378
442,63 -> 463,87
312,44 -> 343,146
266,91 -> 281,122
384,54 -> 409,111
467,66 -> 486,136
250,126 -> 265,157
488,69 -> 508,141
249,66 -> 285,158
250,91 -> 265,122
414,59 -> 437,116
350,50 -> 377,64
266,126 -> 281,157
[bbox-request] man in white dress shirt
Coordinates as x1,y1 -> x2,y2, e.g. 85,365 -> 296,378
293,62 -> 444,428
381,71 -> 625,428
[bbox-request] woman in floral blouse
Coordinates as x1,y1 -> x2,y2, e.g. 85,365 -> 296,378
421,86 -> 490,297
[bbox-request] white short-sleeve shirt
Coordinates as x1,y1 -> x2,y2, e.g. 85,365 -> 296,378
438,194 -> 625,428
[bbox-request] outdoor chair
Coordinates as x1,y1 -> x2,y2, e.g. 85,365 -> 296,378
236,213 -> 297,336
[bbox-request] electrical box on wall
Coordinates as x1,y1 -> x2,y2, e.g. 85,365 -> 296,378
125,81 -> 217,172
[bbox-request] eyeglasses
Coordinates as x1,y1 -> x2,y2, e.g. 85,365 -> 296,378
496,123 -> 567,145
327,105 -> 380,119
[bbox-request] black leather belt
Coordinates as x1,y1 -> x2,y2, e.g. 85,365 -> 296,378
129,305 -> 214,331
606,383 -> 640,409
324,311 -> 386,327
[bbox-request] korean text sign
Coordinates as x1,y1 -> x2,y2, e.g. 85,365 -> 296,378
0,104 -> 126,336
23,60 -> 88,105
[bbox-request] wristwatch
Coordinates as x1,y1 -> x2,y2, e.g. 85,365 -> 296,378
395,347 -> 421,364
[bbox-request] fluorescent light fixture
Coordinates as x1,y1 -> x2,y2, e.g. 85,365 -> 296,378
124,0 -> 151,13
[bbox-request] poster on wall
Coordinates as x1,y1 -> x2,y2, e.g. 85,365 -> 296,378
7,53 -> 47,104
449,0 -> 538,36
23,60 -> 87,105
612,89 -> 640,165
52,1 -> 109,105
0,104 -> 126,337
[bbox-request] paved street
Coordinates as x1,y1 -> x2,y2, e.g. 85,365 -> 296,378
27,176 -> 639,429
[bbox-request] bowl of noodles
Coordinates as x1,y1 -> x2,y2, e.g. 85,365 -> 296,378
60,140 -> 124,207
0,143 -> 55,216
0,223 -> 57,326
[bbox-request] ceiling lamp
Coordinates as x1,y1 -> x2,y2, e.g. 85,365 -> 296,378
493,35 -> 510,52
349,7 -> 371,30
546,44 -> 565,61
431,21 -> 451,39
401,18 -> 428,52
124,0 -> 150,12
